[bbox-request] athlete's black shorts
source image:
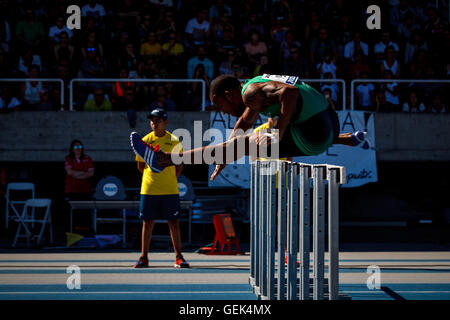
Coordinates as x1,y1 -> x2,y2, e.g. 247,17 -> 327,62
139,194 -> 181,221
279,105 -> 340,158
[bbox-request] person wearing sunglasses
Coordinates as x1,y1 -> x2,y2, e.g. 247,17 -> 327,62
62,139 -> 95,237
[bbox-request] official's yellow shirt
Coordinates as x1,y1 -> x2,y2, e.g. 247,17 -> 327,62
136,131 -> 182,195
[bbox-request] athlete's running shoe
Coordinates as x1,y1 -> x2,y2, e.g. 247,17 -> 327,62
174,254 -> 190,268
134,256 -> 149,268
351,131 -> 370,150
130,132 -> 164,173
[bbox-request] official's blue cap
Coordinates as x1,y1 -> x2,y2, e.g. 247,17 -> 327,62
147,108 -> 168,120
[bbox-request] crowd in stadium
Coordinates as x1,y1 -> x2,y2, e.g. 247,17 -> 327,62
0,0 -> 448,113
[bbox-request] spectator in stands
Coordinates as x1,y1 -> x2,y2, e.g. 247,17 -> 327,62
81,0 -> 106,25
349,50 -> 371,80
49,16 -> 74,44
373,31 -> 399,63
424,7 -> 447,54
0,86 -> 21,112
211,12 -> 235,49
35,89 -> 55,111
81,31 -> 104,61
322,88 -> 336,110
244,30 -> 268,68
0,18 -> 11,53
17,47 -> 41,75
149,85 -> 176,112
304,11 -> 322,45
53,32 -> 74,65
284,46 -> 310,77
113,86 -> 141,127
321,72 -> 340,105
409,48 -> 428,78
118,42 -> 139,77
397,11 -> 420,42
187,45 -> 213,79
111,68 -> 133,101
161,32 -> 184,58
15,7 -> 45,49
375,90 -> 387,113
241,12 -> 265,41
64,139 -> 94,234
390,0 -> 414,27
279,30 -> 301,66
343,32 -> 369,62
253,55 -> 269,77
161,32 -> 184,76
316,49 -> 338,79
140,32 -> 162,58
428,94 -> 447,113
84,88 -> 112,111
379,70 -> 400,112
137,13 -> 153,40
80,46 -> 104,78
218,49 -> 235,75
21,65 -> 43,107
380,46 -> 401,78
215,24 -> 236,56
355,72 -> 375,111
310,27 -> 337,67
184,63 -> 211,110
184,8 -> 210,50
404,31 -> 428,66
155,9 -> 177,43
402,90 -> 426,113
209,0 -> 232,24
270,16 -> 289,45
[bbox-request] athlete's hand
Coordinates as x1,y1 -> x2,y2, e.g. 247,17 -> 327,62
210,164 -> 227,181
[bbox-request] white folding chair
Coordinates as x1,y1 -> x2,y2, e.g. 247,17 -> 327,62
12,198 -> 53,247
5,182 -> 35,229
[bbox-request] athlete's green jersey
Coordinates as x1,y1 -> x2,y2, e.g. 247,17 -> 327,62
241,74 -> 329,123
241,74 -> 333,155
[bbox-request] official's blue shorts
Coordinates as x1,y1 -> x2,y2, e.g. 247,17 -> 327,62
139,194 -> 181,221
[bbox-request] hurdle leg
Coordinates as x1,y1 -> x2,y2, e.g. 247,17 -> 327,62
249,162 -> 255,286
313,166 -> 326,300
260,162 -> 268,299
299,165 -> 311,300
254,162 -> 261,296
287,163 -> 299,300
277,161 -> 287,300
267,161 -> 277,300
328,168 -> 340,300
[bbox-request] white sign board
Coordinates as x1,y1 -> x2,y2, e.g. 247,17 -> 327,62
208,110 -> 378,188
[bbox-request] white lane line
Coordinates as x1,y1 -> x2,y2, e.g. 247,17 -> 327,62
0,291 -> 251,295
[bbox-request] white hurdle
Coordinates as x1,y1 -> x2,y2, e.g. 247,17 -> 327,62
249,160 -> 346,300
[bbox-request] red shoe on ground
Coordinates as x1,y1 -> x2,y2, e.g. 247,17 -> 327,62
174,254 -> 190,268
134,256 -> 149,268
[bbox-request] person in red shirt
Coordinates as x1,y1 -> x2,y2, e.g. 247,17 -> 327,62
63,139 -> 94,235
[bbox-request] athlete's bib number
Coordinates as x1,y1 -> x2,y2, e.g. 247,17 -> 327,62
262,74 -> 299,85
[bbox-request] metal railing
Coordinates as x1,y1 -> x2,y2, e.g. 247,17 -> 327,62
0,78 -> 64,108
351,79 -> 450,111
249,160 -> 346,300
69,78 -> 206,111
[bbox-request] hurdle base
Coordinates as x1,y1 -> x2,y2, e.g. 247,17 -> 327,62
253,278 -> 352,300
